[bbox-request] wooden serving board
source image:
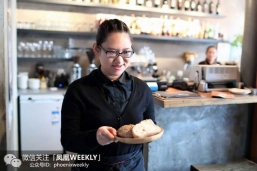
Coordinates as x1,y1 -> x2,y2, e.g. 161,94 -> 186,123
116,129 -> 164,144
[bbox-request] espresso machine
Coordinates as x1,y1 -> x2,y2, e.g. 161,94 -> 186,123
189,65 -> 239,92
126,45 -> 165,91
68,47 -> 97,84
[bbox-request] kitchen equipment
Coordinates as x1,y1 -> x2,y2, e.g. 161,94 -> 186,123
28,78 -> 40,89
70,63 -> 82,83
183,52 -> 198,70
86,48 -> 97,75
86,63 -> 97,75
172,80 -> 192,90
18,74 -> 28,89
54,73 -> 69,88
68,38 -> 98,76
35,63 -> 44,78
157,81 -> 169,91
189,65 -> 239,92
19,94 -> 64,155
67,48 -> 83,83
127,45 -> 157,79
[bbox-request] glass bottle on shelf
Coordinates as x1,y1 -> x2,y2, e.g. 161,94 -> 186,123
216,0 -> 220,15
184,0 -> 190,11
162,0 -> 169,9
101,0 -> 109,4
170,0 -> 176,9
129,0 -> 136,5
209,0 -> 214,14
137,0 -> 144,5
207,25 -> 214,39
196,0 -> 202,12
145,0 -> 153,7
130,14 -> 136,34
154,0 -> 160,7
93,0 -> 100,3
119,0 -> 127,4
112,0 -> 119,4
177,0 -> 183,10
203,0 -> 208,13
190,0 -> 196,11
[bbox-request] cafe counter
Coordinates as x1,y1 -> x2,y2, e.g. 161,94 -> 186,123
144,89 -> 257,171
154,91 -> 257,108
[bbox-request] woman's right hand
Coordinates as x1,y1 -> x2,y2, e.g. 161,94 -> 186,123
96,126 -> 118,146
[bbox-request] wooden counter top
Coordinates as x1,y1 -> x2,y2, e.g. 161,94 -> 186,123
154,88 -> 257,108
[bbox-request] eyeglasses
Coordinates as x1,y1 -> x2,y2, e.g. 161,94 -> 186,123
99,45 -> 134,58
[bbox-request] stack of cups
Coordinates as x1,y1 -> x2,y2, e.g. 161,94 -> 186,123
18,72 -> 29,89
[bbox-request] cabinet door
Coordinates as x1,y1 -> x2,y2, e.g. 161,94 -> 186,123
20,99 -> 63,154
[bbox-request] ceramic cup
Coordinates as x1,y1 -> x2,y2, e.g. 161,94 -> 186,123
18,74 -> 28,89
28,78 -> 40,89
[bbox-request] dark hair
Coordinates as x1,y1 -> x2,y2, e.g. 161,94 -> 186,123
206,45 -> 217,53
96,19 -> 132,46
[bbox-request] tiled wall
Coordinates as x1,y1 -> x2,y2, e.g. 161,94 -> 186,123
17,0 -> 245,78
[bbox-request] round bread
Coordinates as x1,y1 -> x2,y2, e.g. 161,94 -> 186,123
117,124 -> 134,138
132,120 -> 162,138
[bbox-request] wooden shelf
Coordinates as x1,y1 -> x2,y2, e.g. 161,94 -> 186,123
132,34 -> 229,43
17,0 -> 225,18
17,29 -> 229,44
17,57 -> 73,62
17,29 -> 96,37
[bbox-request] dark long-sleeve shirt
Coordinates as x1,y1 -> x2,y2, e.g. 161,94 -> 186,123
61,69 -> 155,157
97,69 -> 132,115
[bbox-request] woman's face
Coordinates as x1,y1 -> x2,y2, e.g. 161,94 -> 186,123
94,32 -> 132,80
206,47 -> 217,64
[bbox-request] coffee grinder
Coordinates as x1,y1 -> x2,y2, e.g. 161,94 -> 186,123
69,48 -> 83,84
86,48 -> 97,75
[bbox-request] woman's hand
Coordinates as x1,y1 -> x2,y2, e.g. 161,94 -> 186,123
96,126 -> 118,146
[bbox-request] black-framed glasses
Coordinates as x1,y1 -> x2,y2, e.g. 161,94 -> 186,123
99,45 -> 134,58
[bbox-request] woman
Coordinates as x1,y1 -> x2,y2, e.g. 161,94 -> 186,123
199,46 -> 221,65
61,19 -> 155,171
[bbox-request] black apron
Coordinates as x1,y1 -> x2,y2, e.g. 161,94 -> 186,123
71,150 -> 145,171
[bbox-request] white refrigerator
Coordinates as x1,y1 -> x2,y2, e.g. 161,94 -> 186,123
19,94 -> 64,155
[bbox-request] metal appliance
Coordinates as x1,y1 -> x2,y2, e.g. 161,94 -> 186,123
68,49 -> 83,84
126,55 -> 159,91
189,65 -> 239,92
70,62 -> 82,83
68,39 -> 97,81
19,94 -> 64,155
86,48 -> 97,75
